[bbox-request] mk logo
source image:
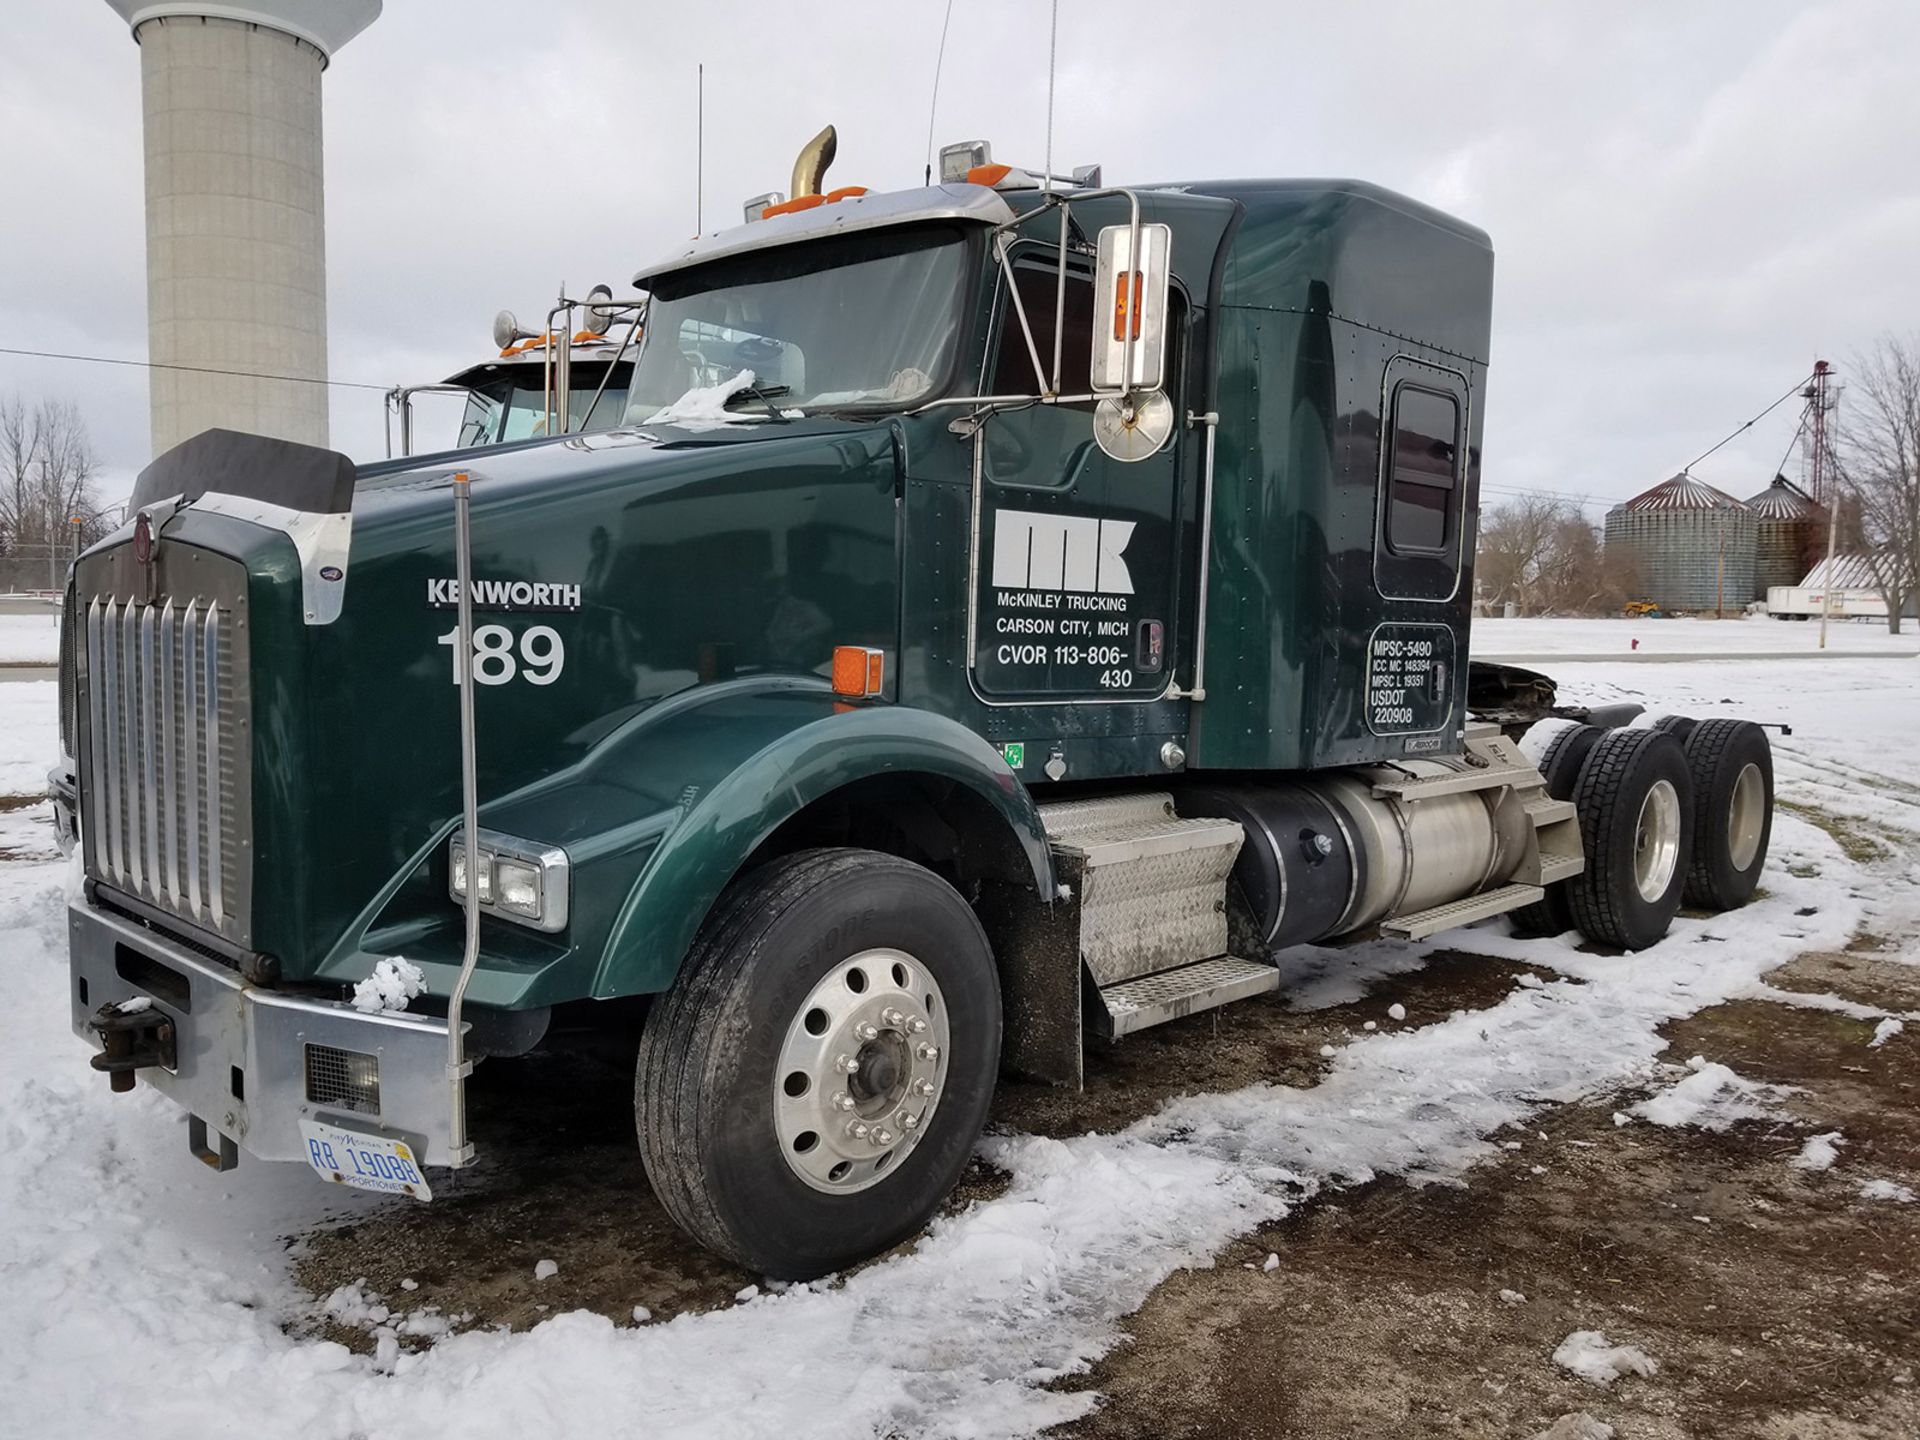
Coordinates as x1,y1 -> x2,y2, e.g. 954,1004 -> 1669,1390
990,509 -> 1136,595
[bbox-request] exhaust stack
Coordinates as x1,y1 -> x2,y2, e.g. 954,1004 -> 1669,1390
790,125 -> 837,199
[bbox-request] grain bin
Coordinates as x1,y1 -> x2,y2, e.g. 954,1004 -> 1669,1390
1604,473 -> 1757,613
1743,476 -> 1825,602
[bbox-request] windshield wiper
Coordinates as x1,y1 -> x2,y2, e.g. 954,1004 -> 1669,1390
724,381 -> 795,423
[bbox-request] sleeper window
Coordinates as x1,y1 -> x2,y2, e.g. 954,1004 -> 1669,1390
1387,386 -> 1459,552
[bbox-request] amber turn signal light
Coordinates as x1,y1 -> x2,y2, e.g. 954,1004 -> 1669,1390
832,646 -> 885,698
1113,270 -> 1143,342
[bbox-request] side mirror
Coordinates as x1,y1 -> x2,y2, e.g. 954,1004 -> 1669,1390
582,284 -> 616,337
1090,222 -> 1172,394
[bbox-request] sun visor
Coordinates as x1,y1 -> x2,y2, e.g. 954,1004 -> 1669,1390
129,428 -> 357,517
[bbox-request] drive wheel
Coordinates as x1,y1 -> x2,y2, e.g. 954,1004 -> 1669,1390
1510,722 -> 1604,938
1652,713 -> 1698,743
1566,728 -> 1693,950
636,848 -> 1000,1279
1680,719 -> 1773,911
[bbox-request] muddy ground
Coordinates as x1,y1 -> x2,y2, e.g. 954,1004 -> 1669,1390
294,924 -> 1919,1439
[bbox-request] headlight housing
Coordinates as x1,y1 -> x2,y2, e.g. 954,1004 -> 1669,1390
449,829 -> 570,933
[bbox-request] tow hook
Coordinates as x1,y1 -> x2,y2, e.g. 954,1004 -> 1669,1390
87,1002 -> 177,1093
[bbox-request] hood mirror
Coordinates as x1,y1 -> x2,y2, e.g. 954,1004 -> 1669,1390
492,309 -> 533,351
582,284 -> 616,337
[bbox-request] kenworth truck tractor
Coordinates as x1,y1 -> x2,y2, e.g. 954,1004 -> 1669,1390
58,137 -> 1778,1279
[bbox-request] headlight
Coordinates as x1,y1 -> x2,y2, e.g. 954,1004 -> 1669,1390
449,830 -> 569,933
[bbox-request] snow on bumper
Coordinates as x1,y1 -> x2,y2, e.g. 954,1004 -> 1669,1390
68,899 -> 459,1167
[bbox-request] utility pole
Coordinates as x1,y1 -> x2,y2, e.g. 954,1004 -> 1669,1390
1809,360 -> 1839,650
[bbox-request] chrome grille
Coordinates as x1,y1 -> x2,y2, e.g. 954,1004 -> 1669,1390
80,582 -> 250,946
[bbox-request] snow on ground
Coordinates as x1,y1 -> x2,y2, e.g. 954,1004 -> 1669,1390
1551,1330 -> 1659,1387
0,609 -> 60,664
2,654 -> 1916,1439
1858,1179 -> 1916,1204
1627,1058 -> 1798,1132
0,681 -> 58,794
1791,1132 -> 1846,1171
1475,613 -> 1920,659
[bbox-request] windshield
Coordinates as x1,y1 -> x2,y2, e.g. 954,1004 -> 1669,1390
457,366 -> 631,447
623,226 -> 970,422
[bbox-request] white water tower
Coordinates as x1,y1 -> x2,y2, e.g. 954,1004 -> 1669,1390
104,1 -> 381,455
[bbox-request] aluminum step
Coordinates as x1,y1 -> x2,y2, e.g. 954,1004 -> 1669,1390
1371,766 -> 1521,802
1036,791 -> 1179,842
1539,852 -> 1585,885
1094,956 -> 1279,1039
1038,793 -> 1244,986
1379,882 -> 1546,941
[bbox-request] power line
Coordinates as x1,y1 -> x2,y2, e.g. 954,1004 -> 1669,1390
1678,371 -> 1814,476
0,345 -> 393,393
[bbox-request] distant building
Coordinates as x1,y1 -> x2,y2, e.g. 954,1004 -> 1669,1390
1743,476 -> 1825,601
1604,473 -> 1757,613
1766,552 -> 1915,621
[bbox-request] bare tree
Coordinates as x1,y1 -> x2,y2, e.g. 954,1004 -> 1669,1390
0,395 -> 108,590
1834,336 -> 1920,634
1476,492 -> 1564,612
1477,493 -> 1620,615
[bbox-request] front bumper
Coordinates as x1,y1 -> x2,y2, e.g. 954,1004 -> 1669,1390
49,765 -> 77,856
69,897 -> 461,1167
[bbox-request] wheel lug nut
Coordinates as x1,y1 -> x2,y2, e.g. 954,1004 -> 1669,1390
855,1022 -> 879,1041
909,1018 -> 928,1034
847,1120 -> 870,1139
901,1113 -> 920,1130
872,1128 -> 895,1147
916,1043 -> 939,1062
915,1079 -> 936,1097
832,1093 -> 855,1111
836,1054 -> 859,1074
881,1008 -> 905,1027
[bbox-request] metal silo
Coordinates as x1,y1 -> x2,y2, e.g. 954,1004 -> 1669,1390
1604,473 -> 1757,613
1743,476 -> 1825,601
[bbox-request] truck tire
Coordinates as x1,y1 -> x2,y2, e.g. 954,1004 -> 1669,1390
1509,723 -> 1605,937
1680,719 -> 1773,911
1566,728 -> 1693,951
1652,713 -> 1697,743
635,848 -> 1001,1280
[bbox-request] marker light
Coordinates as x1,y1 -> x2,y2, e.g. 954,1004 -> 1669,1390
1113,271 -> 1143,342
939,140 -> 991,183
832,646 -> 885,698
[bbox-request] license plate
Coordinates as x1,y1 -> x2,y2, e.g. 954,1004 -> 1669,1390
299,1119 -> 433,1200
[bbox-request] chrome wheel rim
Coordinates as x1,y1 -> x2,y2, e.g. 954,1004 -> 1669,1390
1634,778 -> 1683,902
1727,762 -> 1765,871
772,948 -> 951,1195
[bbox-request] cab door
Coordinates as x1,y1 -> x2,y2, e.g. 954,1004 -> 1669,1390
970,256 -> 1182,702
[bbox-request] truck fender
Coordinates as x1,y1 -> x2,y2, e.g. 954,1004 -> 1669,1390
588,685 -> 1054,999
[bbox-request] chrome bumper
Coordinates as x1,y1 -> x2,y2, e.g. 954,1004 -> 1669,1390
68,898 -> 462,1167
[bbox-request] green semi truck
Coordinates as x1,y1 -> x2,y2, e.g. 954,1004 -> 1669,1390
56,135 -> 1777,1279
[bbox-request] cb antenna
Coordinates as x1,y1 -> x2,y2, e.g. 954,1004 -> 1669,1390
923,0 -> 956,185
695,62 -> 704,237
1043,0 -> 1058,192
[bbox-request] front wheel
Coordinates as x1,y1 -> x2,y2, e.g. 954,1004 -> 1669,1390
636,848 -> 1001,1279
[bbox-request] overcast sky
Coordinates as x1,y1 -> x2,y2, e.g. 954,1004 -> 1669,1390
2,0 -> 1916,512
